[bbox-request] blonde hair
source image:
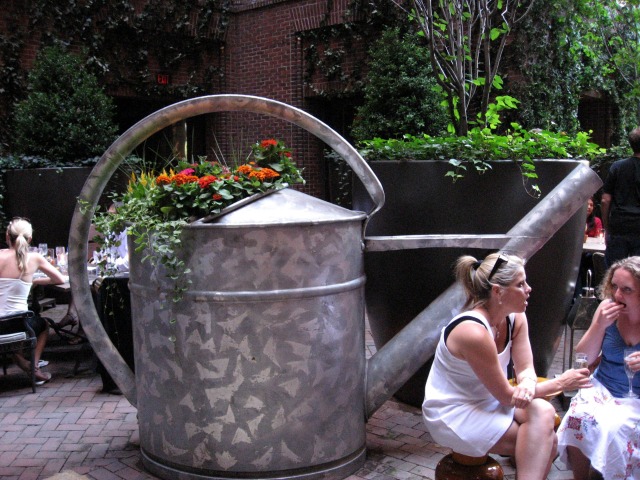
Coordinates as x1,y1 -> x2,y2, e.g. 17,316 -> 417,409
598,256 -> 640,299
455,252 -> 526,309
6,218 -> 33,272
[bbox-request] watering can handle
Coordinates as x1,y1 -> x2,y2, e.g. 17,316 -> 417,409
68,95 -> 385,406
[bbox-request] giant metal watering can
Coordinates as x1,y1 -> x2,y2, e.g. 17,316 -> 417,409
68,95 -> 602,480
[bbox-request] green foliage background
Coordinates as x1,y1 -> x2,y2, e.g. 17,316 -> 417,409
13,46 -> 117,163
350,27 -> 448,141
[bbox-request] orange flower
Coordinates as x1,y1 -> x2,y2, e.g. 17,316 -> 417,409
198,175 -> 217,189
259,168 -> 280,179
156,174 -> 171,185
236,164 -> 253,175
172,174 -> 199,186
248,168 -> 280,181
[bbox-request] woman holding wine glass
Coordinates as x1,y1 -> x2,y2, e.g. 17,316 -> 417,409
423,253 -> 591,480
557,256 -> 640,480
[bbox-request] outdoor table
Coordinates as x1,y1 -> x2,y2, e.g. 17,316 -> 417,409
583,237 -> 606,254
92,274 -> 132,393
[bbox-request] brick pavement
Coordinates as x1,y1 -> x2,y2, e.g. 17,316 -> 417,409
0,304 -> 576,479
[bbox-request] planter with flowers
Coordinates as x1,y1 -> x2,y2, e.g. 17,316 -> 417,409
94,138 -> 304,299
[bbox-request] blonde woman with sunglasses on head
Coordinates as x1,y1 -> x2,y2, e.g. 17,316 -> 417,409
423,253 -> 591,479
0,217 -> 67,384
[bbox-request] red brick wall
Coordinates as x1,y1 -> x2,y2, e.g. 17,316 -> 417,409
1,0 -> 368,200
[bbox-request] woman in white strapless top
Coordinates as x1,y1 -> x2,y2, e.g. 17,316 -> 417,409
0,217 -> 67,384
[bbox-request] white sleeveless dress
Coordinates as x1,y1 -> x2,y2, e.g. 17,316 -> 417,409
422,311 -> 515,456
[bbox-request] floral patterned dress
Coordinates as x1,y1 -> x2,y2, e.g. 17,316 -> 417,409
557,323 -> 640,479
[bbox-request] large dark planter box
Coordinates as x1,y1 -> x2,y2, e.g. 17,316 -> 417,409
3,167 -> 126,248
353,160 -> 587,406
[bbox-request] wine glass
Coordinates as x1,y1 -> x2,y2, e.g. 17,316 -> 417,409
574,352 -> 589,369
623,348 -> 638,398
56,246 -> 67,273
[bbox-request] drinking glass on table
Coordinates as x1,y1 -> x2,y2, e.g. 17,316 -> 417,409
38,243 -> 47,256
56,246 -> 67,273
623,348 -> 639,399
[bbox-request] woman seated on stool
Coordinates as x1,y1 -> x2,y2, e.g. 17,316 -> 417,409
423,253 -> 591,480
0,217 -> 68,384
558,256 -> 640,479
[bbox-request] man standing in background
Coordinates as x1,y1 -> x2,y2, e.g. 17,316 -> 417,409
601,126 -> 640,266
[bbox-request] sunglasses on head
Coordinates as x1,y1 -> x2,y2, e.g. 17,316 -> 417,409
488,254 -> 509,281
11,216 -> 30,223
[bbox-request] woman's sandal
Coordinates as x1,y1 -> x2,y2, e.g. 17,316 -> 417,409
45,317 -> 87,345
34,368 -> 52,385
15,359 -> 52,385
57,313 -> 78,329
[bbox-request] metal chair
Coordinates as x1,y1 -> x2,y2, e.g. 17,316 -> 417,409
592,252 -> 607,297
0,311 -> 37,393
562,270 -> 599,371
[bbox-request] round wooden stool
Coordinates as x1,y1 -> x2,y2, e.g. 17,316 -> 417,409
435,452 -> 504,480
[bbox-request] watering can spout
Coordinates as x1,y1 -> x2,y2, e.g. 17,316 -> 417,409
364,161 -> 603,418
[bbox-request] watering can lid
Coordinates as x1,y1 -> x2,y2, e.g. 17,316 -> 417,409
191,188 -> 367,227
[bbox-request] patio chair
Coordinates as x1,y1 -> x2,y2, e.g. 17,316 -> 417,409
0,311 -> 37,393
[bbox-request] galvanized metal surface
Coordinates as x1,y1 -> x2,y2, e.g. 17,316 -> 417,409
129,189 -> 367,479
67,95 -> 382,480
68,94 -> 384,408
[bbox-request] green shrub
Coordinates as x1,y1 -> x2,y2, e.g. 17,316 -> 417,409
357,125 -> 606,197
351,27 -> 448,142
11,46 -> 117,163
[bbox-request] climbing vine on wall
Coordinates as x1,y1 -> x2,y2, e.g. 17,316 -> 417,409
504,0 -> 636,143
0,0 -> 230,153
300,0 -> 405,99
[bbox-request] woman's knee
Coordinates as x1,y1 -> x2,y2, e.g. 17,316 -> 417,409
529,398 -> 556,423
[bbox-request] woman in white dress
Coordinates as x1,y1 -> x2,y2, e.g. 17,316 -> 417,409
423,253 -> 591,479
558,256 -> 640,479
0,217 -> 67,384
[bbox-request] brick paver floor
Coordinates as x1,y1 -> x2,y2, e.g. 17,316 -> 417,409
1,304 -> 576,479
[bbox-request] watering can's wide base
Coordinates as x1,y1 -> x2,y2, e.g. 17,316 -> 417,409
140,446 -> 366,480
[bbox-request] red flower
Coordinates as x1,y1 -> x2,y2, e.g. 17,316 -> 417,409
198,175 -> 217,189
212,193 -> 223,201
260,139 -> 278,148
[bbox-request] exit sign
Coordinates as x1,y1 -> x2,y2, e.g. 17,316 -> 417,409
157,74 -> 171,85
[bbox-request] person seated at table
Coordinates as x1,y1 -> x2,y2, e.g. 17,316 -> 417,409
0,217 -> 68,384
57,207 -> 129,343
574,197 -> 604,300
557,256 -> 640,479
423,253 -> 591,480
585,197 -> 603,238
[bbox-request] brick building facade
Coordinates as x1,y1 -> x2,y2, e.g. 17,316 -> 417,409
0,0 -> 372,200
